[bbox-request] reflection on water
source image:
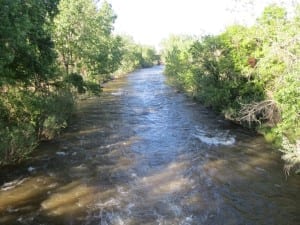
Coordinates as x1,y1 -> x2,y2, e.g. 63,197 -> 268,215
0,66 -> 299,225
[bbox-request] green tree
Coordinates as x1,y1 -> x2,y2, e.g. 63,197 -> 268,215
53,0 -> 121,83
140,45 -> 158,68
53,0 -> 98,76
0,0 -> 59,87
115,35 -> 142,74
114,35 -> 158,76
161,35 -> 195,91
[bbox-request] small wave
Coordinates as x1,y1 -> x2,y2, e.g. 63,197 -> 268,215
1,178 -> 28,191
193,129 -> 235,146
111,89 -> 128,96
111,91 -> 123,96
95,198 -> 120,208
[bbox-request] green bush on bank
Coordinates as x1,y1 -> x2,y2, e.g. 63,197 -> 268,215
162,4 -> 300,174
0,88 -> 74,165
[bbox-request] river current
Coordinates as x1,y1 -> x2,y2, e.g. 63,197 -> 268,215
0,66 -> 299,225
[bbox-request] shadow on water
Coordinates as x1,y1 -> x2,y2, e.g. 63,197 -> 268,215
0,66 -> 299,225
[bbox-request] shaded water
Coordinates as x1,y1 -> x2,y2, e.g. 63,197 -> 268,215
0,66 -> 299,225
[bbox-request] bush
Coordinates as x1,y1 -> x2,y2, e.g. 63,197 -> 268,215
0,88 -> 75,165
0,124 -> 37,165
162,4 -> 300,173
41,90 -> 75,139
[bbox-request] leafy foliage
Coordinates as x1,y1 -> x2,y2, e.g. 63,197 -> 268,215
0,0 -> 158,165
0,0 -> 59,87
114,35 -> 159,76
53,0 -> 121,81
0,0 -> 62,165
162,4 -> 300,173
0,87 -> 74,165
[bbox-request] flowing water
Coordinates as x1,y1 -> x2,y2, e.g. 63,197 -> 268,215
0,66 -> 299,225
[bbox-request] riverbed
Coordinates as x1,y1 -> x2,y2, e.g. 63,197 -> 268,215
0,66 -> 299,225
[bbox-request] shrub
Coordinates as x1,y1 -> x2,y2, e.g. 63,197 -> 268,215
0,88 -> 75,165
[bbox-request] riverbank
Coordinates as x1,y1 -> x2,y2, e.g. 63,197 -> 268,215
161,6 -> 300,173
0,66 -> 299,224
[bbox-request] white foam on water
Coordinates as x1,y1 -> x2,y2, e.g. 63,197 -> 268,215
193,128 -> 235,146
125,203 -> 135,216
156,215 -> 165,225
95,198 -> 120,208
117,186 -> 129,197
180,215 -> 194,225
56,151 -> 67,156
97,211 -> 125,225
1,178 -> 28,191
111,89 -> 126,96
170,204 -> 182,217
27,166 -> 35,172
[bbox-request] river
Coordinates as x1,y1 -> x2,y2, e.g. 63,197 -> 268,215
0,66 -> 299,225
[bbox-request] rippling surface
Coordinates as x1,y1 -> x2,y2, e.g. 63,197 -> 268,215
0,66 -> 299,225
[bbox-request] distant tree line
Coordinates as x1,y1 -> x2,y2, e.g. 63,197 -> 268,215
162,4 -> 300,174
0,0 -> 158,165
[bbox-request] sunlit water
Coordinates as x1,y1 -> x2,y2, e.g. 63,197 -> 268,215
0,66 -> 299,225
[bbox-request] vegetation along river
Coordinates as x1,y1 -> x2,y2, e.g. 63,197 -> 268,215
0,66 -> 299,225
